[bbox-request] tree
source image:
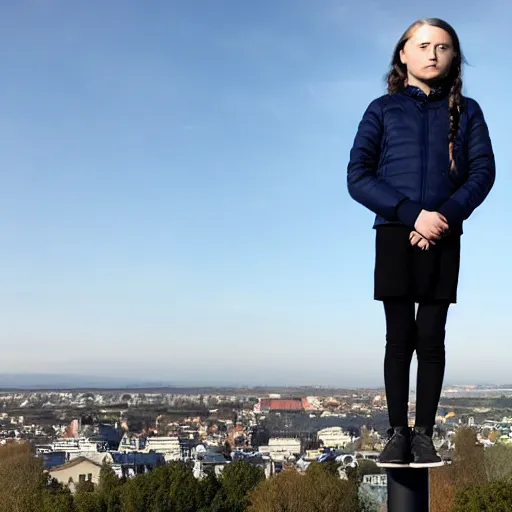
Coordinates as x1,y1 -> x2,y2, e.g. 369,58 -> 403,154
484,443 -> 512,482
0,442 -> 44,512
147,465 -> 174,511
359,426 -> 376,450
43,490 -> 75,512
247,464 -> 360,512
75,480 -> 95,494
42,479 -> 75,512
74,491 -> 102,512
101,487 -> 122,512
248,471 -> 309,512
118,462 -> 201,512
431,427 -> 490,512
97,462 -> 123,512
429,466 -> 456,512
220,460 -> 265,512
307,459 -> 341,478
305,462 -> 359,511
120,472 -> 154,512
98,462 -> 121,494
359,485 -> 380,512
451,426 -> 486,489
197,472 -> 225,512
168,462 -> 202,512
452,479 -> 512,512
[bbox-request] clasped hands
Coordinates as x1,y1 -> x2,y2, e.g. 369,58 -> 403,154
410,210 -> 449,251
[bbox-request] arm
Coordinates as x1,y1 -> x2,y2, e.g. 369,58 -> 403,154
438,99 -> 496,226
347,99 -> 423,226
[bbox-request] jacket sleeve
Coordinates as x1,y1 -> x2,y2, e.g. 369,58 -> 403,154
347,98 -> 423,225
438,99 -> 495,226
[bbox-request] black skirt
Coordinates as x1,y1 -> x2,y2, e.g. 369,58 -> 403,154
374,225 -> 461,303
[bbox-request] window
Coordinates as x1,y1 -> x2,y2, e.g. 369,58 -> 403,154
87,473 -> 92,481
79,474 -> 86,483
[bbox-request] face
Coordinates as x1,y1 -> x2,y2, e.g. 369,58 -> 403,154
400,24 -> 457,89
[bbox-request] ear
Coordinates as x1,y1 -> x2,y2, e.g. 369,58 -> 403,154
399,48 -> 407,65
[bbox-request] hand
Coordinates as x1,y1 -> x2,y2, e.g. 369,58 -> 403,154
409,231 -> 434,250
414,210 -> 449,240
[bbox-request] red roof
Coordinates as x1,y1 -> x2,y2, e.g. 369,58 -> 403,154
259,399 -> 303,411
301,397 -> 313,410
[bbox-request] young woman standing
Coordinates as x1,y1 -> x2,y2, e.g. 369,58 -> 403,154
347,18 -> 495,468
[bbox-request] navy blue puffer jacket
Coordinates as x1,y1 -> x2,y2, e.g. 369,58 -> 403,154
347,85 -> 495,232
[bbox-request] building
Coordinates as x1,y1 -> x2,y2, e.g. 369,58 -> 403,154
144,436 -> 181,461
193,451 -> 229,478
117,433 -> 147,452
109,452 -> 166,478
50,437 -> 107,454
39,451 -> 67,470
254,398 -> 307,414
116,434 -> 182,460
317,427 -> 352,448
49,456 -> 102,492
258,437 -> 301,460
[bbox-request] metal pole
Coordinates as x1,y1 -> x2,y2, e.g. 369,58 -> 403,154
387,468 -> 429,512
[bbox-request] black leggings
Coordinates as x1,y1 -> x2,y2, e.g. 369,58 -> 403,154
383,299 -> 450,427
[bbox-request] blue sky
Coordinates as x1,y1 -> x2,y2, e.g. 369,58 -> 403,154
1,0 -> 510,387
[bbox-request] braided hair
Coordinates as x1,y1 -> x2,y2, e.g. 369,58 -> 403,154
385,19 -> 465,173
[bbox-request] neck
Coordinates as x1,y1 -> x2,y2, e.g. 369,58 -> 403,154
406,75 -> 431,95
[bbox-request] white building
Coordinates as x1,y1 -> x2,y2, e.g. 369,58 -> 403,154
49,437 -> 106,455
117,434 -> 146,452
49,457 -> 102,492
317,427 -> 352,448
144,436 -> 181,461
117,434 -> 182,461
258,437 -> 301,460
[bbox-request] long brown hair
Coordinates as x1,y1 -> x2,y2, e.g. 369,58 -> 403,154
386,19 -> 465,172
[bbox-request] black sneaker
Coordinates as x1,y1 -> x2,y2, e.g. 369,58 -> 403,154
409,426 -> 444,468
376,427 -> 411,468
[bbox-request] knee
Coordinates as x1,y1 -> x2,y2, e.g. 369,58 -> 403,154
385,333 -> 416,361
416,334 -> 446,363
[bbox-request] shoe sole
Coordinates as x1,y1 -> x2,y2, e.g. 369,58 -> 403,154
409,461 -> 445,468
376,461 -> 410,468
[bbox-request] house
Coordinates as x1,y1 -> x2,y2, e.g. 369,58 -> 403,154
49,456 -> 102,491
254,398 -> 305,414
39,451 -> 67,469
193,451 -> 230,478
109,451 -> 165,478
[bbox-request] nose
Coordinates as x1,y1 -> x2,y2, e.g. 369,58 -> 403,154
428,46 -> 437,61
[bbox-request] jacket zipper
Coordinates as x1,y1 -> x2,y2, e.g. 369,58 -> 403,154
421,100 -> 429,205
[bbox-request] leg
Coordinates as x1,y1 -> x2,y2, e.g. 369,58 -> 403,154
377,299 -> 416,468
415,300 -> 450,427
383,299 -> 416,427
